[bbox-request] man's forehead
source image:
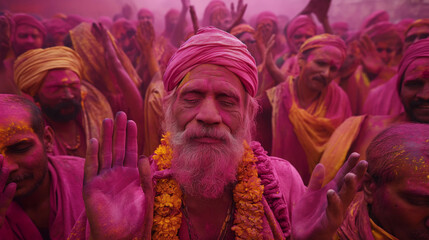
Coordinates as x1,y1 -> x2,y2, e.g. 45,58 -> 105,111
0,106 -> 32,131
16,24 -> 41,33
180,64 -> 245,94
404,58 -> 429,76
44,69 -> 80,83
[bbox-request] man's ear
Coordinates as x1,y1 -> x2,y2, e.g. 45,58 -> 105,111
43,126 -> 55,153
362,172 -> 377,204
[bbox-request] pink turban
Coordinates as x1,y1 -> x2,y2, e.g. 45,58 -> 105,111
298,33 -> 347,62
363,21 -> 403,51
163,27 -> 258,97
286,15 -> 316,39
13,13 -> 47,39
360,10 -> 389,31
256,11 -> 278,26
397,38 -> 429,93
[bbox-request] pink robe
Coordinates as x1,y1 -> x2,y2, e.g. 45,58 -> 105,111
363,74 -> 404,116
0,155 -> 85,240
268,77 -> 352,183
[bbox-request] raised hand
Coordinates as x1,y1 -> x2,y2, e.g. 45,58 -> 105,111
292,153 -> 368,240
83,112 -> 152,239
136,20 -> 155,55
358,34 -> 384,76
0,155 -> 16,228
226,0 -> 247,33
300,0 -> 331,22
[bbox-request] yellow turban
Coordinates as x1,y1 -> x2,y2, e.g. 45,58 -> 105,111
14,46 -> 83,96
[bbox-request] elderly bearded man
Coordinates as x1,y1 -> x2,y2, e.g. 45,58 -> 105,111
13,46 -> 113,158
69,27 -> 367,240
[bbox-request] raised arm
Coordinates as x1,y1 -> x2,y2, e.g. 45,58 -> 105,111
82,112 -> 153,239
292,153 -> 368,240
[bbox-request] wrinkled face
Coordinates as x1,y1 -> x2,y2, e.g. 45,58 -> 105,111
168,64 -> 248,198
12,24 -> 43,56
290,26 -> 315,53
374,39 -> 398,65
36,69 -> 82,122
299,46 -> 343,93
172,64 -> 246,138
400,58 -> 429,123
405,26 -> 429,50
1,107 -> 48,198
112,25 -> 137,62
369,163 -> 429,240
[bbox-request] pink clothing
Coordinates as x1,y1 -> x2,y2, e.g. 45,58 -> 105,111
360,10 -> 389,31
201,0 -> 228,27
363,74 -> 404,116
397,38 -> 429,91
0,155 -> 85,240
268,77 -> 352,183
68,142 -> 306,239
13,13 -> 47,39
163,27 -> 258,97
285,15 -> 316,53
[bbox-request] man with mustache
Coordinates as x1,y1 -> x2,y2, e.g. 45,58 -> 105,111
13,46 -> 113,158
69,27 -> 367,240
0,94 -> 85,239
268,34 -> 352,184
321,38 -> 429,184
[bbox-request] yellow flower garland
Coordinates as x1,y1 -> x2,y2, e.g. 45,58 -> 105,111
151,133 -> 265,239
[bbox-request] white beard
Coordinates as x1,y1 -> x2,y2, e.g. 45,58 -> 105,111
169,125 -> 244,199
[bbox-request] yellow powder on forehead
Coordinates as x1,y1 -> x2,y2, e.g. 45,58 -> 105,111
0,121 -> 34,150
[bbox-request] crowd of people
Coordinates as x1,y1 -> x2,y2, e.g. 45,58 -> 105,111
0,0 -> 428,239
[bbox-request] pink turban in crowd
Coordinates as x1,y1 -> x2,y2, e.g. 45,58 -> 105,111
397,38 -> 429,92
163,27 -> 258,97
363,21 -> 403,51
256,11 -> 278,26
360,10 -> 389,30
13,13 -> 47,40
202,0 -> 229,27
285,15 -> 316,50
298,33 -> 347,62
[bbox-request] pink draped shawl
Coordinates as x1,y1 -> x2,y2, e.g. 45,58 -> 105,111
0,155 -> 85,239
268,77 -> 352,183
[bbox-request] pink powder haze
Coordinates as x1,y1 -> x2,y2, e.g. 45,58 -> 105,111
2,0 -> 428,31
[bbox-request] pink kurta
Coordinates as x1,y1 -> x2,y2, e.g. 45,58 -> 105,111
0,155 -> 85,240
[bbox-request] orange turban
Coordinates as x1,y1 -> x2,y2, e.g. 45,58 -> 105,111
163,27 -> 258,97
14,46 -> 83,96
298,34 -> 347,62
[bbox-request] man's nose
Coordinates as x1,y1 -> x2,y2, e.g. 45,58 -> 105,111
195,97 -> 221,125
62,87 -> 75,99
417,83 -> 429,100
3,155 -> 19,172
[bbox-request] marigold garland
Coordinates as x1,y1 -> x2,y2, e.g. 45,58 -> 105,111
151,133 -> 265,239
